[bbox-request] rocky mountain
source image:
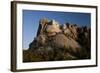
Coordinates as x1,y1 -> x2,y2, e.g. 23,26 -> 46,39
23,18 -> 91,62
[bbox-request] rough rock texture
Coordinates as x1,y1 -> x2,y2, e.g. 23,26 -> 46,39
23,18 -> 91,62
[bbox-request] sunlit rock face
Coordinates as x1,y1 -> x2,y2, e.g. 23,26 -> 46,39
24,18 -> 91,62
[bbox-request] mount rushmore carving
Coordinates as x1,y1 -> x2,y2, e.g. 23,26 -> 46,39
23,18 -> 91,62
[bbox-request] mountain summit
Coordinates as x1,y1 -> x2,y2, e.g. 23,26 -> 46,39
23,18 -> 91,62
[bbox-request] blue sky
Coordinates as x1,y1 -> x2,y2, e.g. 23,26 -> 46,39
22,10 -> 91,49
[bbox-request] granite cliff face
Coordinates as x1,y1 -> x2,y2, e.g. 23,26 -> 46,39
23,18 -> 91,62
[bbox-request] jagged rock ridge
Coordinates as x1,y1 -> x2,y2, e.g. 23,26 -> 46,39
23,18 -> 91,62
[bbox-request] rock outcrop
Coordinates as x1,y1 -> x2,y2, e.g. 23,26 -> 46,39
23,18 -> 91,62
